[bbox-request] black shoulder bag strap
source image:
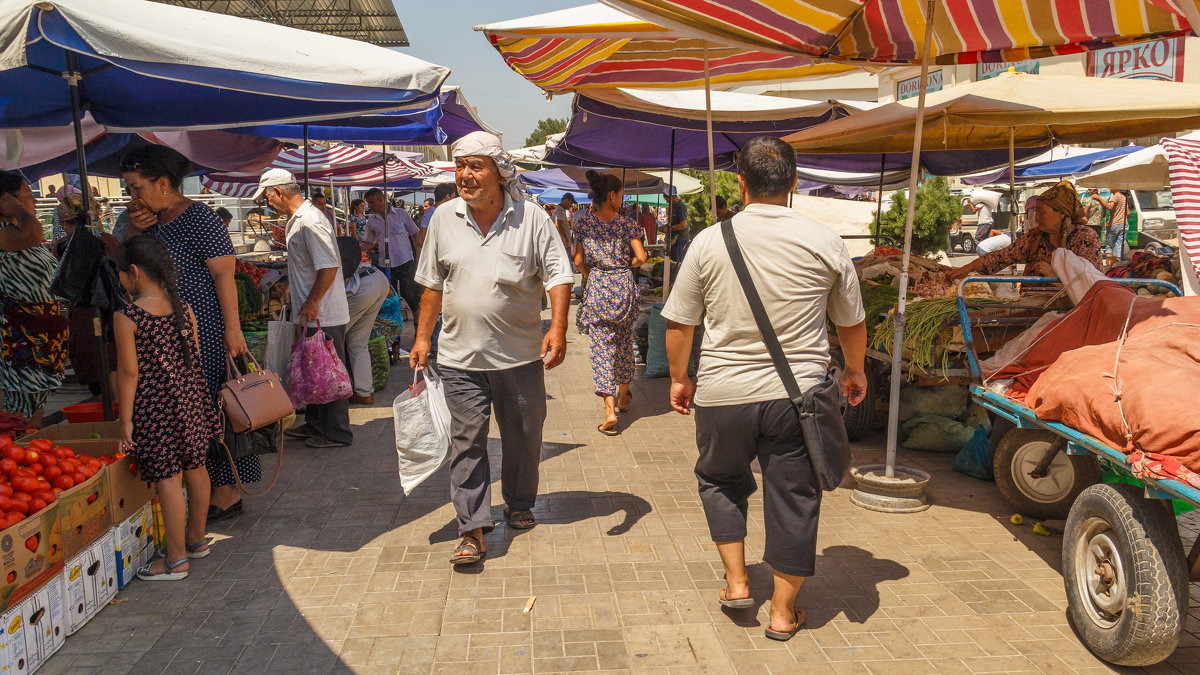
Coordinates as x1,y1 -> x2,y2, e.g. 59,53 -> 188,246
718,220 -> 803,409
719,219 -> 850,491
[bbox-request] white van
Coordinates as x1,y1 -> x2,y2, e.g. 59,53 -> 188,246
1122,189 -> 1177,253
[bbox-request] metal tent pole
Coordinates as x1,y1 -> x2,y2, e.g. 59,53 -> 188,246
303,124 -> 310,195
874,154 -> 887,244
381,144 -> 390,282
65,52 -> 114,421
884,0 -> 937,479
663,129 -> 676,299
703,43 -> 717,223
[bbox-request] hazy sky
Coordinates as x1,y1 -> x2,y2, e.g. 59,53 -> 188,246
396,1 -> 580,148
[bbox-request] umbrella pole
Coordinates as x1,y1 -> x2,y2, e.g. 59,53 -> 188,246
883,0 -> 937,483
703,44 -> 717,222
1009,128 -> 1016,243
65,52 -> 114,422
664,129 -> 676,299
303,124 -> 310,195
874,154 -> 886,244
382,144 -> 390,283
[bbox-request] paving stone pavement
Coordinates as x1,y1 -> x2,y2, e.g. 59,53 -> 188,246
39,314 -> 1200,674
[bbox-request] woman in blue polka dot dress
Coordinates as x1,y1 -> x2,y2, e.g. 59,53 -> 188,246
120,146 -> 260,522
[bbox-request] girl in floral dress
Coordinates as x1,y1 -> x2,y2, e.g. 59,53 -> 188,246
114,235 -> 217,581
573,171 -> 648,435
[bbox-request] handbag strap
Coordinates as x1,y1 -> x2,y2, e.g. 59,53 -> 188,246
215,410 -> 284,498
719,220 -> 804,410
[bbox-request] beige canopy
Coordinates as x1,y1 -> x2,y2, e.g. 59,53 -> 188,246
783,72 -> 1200,154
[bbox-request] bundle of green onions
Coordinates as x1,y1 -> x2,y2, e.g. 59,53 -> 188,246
859,283 -> 910,332
870,297 -> 1006,378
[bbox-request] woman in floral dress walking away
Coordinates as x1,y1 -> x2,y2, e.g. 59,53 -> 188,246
114,236 -> 218,580
573,171 -> 648,435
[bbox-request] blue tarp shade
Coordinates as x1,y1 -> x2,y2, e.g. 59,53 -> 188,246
962,145 -> 1144,185
0,2 -> 446,129
534,189 -> 591,205
227,89 -> 491,145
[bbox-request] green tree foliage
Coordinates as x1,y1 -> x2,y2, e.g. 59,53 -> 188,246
523,118 -> 569,148
680,169 -> 740,235
878,176 -> 958,256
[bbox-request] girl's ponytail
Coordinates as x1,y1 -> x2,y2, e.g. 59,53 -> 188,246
115,235 -> 196,370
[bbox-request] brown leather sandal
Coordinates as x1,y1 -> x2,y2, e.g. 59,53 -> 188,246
449,534 -> 485,565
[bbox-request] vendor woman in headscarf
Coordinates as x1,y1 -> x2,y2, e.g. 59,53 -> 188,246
947,180 -> 1103,282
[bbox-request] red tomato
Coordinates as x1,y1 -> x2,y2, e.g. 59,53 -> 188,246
2,446 -> 24,464
0,437 -> 9,450
27,439 -> 51,452
28,463 -> 42,476
31,490 -> 53,504
58,447 -> 74,458
11,492 -> 29,503
19,449 -> 38,466
37,453 -> 55,467
42,466 -> 61,482
97,455 -> 115,466
0,459 -> 15,477
28,499 -> 45,513
51,488 -> 62,496
11,476 -> 38,493
0,484 -> 10,496
0,496 -> 10,511
78,466 -> 94,479
4,513 -> 21,528
57,459 -> 75,475
8,500 -> 27,514
71,472 -> 87,485
12,468 -> 34,480
52,476 -> 74,490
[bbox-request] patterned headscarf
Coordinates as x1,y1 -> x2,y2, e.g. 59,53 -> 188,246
451,131 -> 520,200
1038,180 -> 1085,225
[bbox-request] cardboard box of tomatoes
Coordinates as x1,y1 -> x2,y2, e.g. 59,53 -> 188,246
18,423 -> 154,524
11,575 -> 65,673
114,503 -> 153,590
61,530 -> 115,636
0,500 -> 62,615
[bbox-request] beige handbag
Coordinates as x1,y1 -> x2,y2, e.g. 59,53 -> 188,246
218,353 -> 293,433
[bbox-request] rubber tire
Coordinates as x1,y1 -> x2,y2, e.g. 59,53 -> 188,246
1063,483 -> 1187,666
829,347 -> 875,441
994,428 -> 1101,520
960,233 -> 976,254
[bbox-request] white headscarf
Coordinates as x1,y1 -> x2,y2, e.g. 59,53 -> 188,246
451,131 -> 521,200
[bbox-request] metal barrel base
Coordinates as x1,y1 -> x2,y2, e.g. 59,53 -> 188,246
849,464 -> 932,513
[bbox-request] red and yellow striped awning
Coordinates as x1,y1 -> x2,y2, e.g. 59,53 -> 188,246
475,5 -> 857,93
602,0 -> 1198,65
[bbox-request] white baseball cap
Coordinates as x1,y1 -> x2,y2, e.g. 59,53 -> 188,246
251,168 -> 298,202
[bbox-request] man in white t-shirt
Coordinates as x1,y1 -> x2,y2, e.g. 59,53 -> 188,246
254,169 -> 353,448
661,137 -> 867,642
552,193 -> 576,253
362,187 -> 423,333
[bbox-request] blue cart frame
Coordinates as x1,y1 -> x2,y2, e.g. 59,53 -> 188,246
955,275 -> 1198,667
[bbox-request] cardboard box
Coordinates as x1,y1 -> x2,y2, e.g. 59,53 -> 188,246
0,504 -> 63,614
18,577 -> 64,673
18,422 -> 155,524
0,603 -> 29,674
61,531 -> 115,636
113,505 -> 154,589
55,469 -> 110,561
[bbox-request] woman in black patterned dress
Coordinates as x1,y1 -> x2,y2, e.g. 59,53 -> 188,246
115,236 -> 217,580
120,146 -> 259,523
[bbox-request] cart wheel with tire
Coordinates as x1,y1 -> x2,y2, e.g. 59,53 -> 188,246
1062,483 -> 1189,666
959,233 -> 976,254
994,427 -> 1101,520
829,347 -> 876,441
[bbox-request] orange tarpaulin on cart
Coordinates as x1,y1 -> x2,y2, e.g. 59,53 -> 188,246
995,281 -> 1200,469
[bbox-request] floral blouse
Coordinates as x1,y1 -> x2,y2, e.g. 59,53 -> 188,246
979,225 -> 1103,275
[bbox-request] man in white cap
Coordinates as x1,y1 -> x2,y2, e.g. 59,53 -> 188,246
410,131 -> 573,566
253,169 -> 353,448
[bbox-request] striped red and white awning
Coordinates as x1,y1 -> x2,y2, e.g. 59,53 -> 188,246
201,143 -> 435,198
1161,137 -> 1200,295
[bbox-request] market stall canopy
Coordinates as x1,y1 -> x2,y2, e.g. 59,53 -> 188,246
474,3 -> 858,93
600,0 -> 1197,65
543,88 -> 859,170
962,145 -> 1145,186
795,166 -> 911,191
520,166 -> 670,195
6,122 -> 284,179
203,174 -> 424,200
200,144 -> 436,197
0,0 -> 450,130
1077,131 -> 1200,190
783,72 -> 1200,154
225,87 -> 498,146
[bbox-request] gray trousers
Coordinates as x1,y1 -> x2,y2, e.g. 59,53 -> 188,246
440,361 -> 546,536
303,324 -> 353,445
344,271 -> 390,396
694,398 -> 821,577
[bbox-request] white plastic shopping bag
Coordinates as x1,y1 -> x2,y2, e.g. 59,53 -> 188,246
394,366 -> 453,495
265,306 -> 296,382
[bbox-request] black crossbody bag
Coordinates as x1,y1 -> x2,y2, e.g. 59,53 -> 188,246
719,220 -> 851,491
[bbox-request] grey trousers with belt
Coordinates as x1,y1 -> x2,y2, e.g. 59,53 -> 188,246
439,360 -> 546,537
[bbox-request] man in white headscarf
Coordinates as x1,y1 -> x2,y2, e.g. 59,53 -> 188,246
411,131 -> 574,566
